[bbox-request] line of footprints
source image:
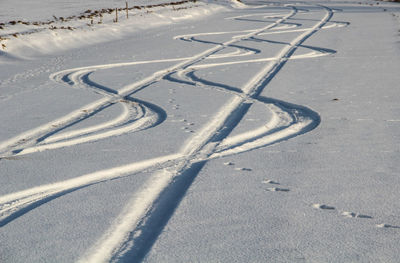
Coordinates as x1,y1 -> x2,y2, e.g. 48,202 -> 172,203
224,161 -> 290,192
168,96 -> 195,133
311,203 -> 399,229
223,160 -> 399,229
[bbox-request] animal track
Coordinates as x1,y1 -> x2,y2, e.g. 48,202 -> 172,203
181,125 -> 194,133
313,204 -> 375,225
376,224 -> 400,229
312,203 -> 335,210
234,167 -> 252,171
263,179 -> 289,192
222,161 -> 252,172
262,179 -> 280,185
341,211 -> 372,219
266,187 -> 290,192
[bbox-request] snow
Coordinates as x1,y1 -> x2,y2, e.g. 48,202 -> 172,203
0,0 -> 225,57
1,0 -> 400,262
0,0 -> 189,22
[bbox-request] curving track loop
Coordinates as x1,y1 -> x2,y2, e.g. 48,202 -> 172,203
0,2 -> 348,262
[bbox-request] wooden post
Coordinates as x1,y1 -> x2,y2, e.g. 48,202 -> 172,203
115,8 -> 118,23
126,1 -> 129,19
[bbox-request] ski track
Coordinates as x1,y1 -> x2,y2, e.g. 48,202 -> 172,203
0,2 -> 347,262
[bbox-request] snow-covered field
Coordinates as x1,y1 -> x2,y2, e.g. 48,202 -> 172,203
1,0 -> 400,262
0,0 -> 181,21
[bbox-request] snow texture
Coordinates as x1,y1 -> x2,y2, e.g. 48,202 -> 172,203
1,0 -> 400,262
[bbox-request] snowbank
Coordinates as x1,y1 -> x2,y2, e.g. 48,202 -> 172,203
0,0 -> 228,58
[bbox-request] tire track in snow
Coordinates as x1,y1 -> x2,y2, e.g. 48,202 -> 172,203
0,7 -> 298,158
0,3 -> 343,262
0,67 -> 166,157
0,7 -> 344,158
0,6 -> 300,227
81,5 -> 334,262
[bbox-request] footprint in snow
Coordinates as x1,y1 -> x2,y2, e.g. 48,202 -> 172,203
376,223 -> 400,229
266,187 -> 290,192
312,203 -> 336,210
263,180 -> 289,192
341,211 -> 372,219
313,205 -> 374,222
262,179 -> 280,185
234,167 -> 252,171
223,162 -> 252,173
181,127 -> 194,133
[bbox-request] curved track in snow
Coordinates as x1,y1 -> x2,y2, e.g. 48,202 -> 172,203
0,2 -> 347,262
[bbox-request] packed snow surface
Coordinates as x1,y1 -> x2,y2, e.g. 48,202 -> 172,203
1,0 -> 400,262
